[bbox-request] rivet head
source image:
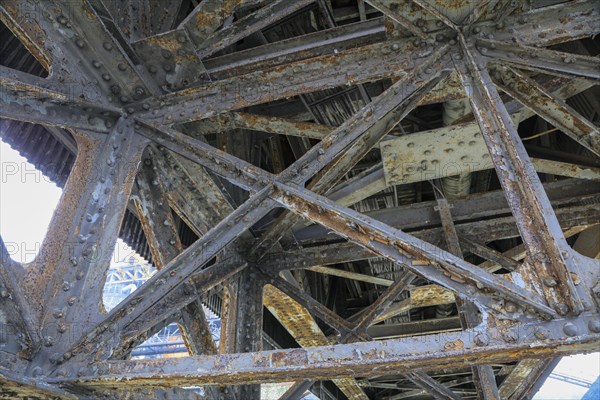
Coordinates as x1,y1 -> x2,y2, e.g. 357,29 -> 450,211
162,50 -> 172,59
62,282 -> 71,292
92,60 -> 101,68
555,303 -> 569,315
0,289 -> 8,298
67,296 -> 77,306
135,87 -> 145,96
31,366 -> 43,377
44,336 -> 54,347
103,42 -> 113,51
75,38 -> 85,48
57,324 -> 67,333
504,301 -> 517,313
101,73 -> 111,81
534,327 -> 549,340
474,333 -> 489,346
117,63 -> 127,71
70,257 -> 78,265
563,322 -> 578,337
176,34 -> 187,43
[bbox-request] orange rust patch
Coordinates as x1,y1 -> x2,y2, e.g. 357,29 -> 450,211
443,339 -> 464,352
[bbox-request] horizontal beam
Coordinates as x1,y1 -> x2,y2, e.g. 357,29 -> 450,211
478,38 -> 600,82
291,177 -> 600,245
196,0 -> 316,59
203,17 -> 386,78
272,183 -> 556,316
134,41 -> 451,125
54,314 -> 600,387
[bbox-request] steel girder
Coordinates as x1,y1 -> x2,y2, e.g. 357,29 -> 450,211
0,0 -> 599,399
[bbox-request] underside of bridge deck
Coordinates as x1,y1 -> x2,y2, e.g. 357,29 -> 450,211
0,0 -> 599,399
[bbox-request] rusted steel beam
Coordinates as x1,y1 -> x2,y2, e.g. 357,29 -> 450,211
229,112 -> 332,140
459,237 -> 519,272
489,0 -> 600,47
203,17 -> 386,79
1,0 -> 157,100
0,370 -> 77,400
433,188 -> 501,400
268,203 -> 600,273
368,285 -> 455,325
0,67 -> 120,133
19,119 -> 147,370
478,38 -> 600,82
306,265 -> 394,286
498,358 -> 560,400
261,270 -> 361,339
53,314 -> 600,387
411,0 -> 459,31
135,120 -> 270,192
456,36 -> 586,316
272,182 -> 556,317
0,236 -> 37,361
365,0 -> 426,39
132,156 -> 219,364
404,370 -> 462,400
263,284 -> 370,399
61,186 -> 275,363
252,48 -> 451,254
196,0 -> 316,59
349,272 -> 415,334
134,41 -> 447,125
99,257 -> 247,361
225,268 -> 265,399
178,0 -> 265,47
495,67 -> 600,157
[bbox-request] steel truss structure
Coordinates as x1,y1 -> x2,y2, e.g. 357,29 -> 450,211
0,0 -> 599,399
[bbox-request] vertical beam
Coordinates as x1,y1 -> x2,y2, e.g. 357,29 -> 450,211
62,186 -> 274,362
0,236 -> 37,360
432,185 -> 500,400
225,268 -> 264,399
133,153 -> 219,359
455,36 -> 583,315
23,118 -> 146,369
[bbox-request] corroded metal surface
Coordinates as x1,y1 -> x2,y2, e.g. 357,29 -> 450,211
0,0 -> 599,399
